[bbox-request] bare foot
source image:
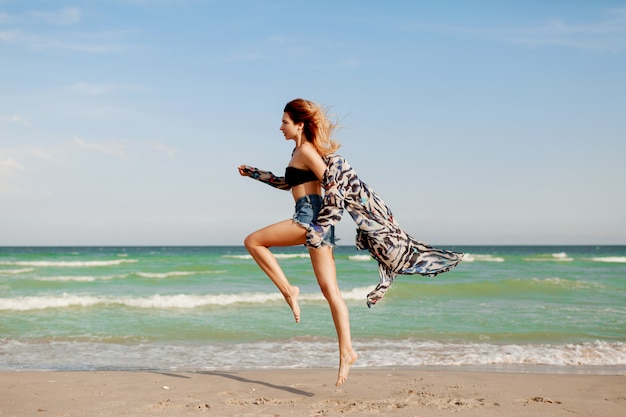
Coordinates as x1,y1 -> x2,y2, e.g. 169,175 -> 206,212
335,350 -> 358,386
285,286 -> 300,323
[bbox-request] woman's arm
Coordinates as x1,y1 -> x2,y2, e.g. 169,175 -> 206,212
238,165 -> 291,191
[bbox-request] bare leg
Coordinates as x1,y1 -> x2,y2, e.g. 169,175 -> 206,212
309,246 -> 358,386
244,219 -> 307,323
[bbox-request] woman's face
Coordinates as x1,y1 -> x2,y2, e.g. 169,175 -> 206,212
280,112 -> 303,140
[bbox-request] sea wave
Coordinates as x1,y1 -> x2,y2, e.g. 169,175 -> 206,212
32,270 -> 223,281
3,277 -> 601,309
36,275 -> 126,282
523,252 -> 573,262
229,253 -> 373,262
0,268 -> 34,275
224,253 -> 311,260
588,256 -> 626,263
356,339 -> 626,368
0,287 -> 376,311
461,254 -> 505,262
0,260 -> 138,267
529,277 -> 603,290
348,255 -> 372,261
136,271 -> 203,278
391,277 -> 602,298
1,338 -> 624,371
223,254 -> 253,260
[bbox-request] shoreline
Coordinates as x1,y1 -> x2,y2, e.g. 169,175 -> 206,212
2,363 -> 625,375
2,368 -> 624,416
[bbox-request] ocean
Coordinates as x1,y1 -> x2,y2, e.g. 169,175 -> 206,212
1,245 -> 625,374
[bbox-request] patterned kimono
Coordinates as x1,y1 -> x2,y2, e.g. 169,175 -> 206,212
306,155 -> 463,307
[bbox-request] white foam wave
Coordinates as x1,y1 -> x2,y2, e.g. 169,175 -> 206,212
0,288 -> 375,311
224,253 -> 310,260
524,253 -> 573,262
123,293 -> 288,308
341,286 -> 376,301
275,253 -> 310,259
2,339 -> 624,371
0,260 -> 138,267
552,252 -> 573,261
589,256 -> 626,263
348,255 -> 371,261
354,340 -> 626,368
0,294 -> 252,311
530,277 -> 601,290
0,268 -> 34,275
136,271 -> 199,278
462,254 -> 505,262
223,254 -> 253,259
37,275 -> 125,282
0,294 -> 102,310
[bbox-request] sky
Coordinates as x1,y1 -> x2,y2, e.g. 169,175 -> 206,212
1,0 -> 625,246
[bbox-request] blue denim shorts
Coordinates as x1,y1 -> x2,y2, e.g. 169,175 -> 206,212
293,194 -> 335,246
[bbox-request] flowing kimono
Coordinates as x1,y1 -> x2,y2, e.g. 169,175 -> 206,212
306,155 -> 463,307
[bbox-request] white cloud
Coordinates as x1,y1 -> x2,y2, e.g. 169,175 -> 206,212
506,9 -> 626,52
68,82 -> 149,95
0,31 -> 16,43
0,159 -> 25,174
154,143 -> 177,158
554,7 -> 626,35
0,114 -> 32,127
69,82 -> 111,95
226,51 -> 271,62
0,28 -> 131,54
0,12 -> 12,24
338,58 -> 360,68
12,115 -> 31,127
0,158 -> 25,192
30,147 -> 62,163
73,137 -> 125,159
267,35 -> 289,44
404,7 -> 626,53
29,7 -> 82,26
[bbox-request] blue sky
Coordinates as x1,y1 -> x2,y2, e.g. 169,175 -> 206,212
1,0 -> 625,246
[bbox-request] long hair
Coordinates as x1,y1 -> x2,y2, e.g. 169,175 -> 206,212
284,98 -> 340,156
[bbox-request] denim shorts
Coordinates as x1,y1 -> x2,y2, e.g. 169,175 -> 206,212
293,194 -> 335,246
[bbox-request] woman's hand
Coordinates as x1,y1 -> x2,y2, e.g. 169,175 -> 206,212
238,165 -> 252,176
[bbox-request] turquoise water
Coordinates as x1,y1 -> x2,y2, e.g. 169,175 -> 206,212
1,246 -> 625,372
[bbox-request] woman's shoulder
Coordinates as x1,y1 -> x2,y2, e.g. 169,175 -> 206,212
294,141 -> 322,160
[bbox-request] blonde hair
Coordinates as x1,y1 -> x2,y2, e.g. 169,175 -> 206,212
284,98 -> 340,156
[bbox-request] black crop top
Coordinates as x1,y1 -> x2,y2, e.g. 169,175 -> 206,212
285,166 -> 318,186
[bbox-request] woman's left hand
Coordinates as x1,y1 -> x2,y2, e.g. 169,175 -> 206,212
238,165 -> 252,176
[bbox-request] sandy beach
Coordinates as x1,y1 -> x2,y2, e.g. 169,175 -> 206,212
1,368 -> 624,416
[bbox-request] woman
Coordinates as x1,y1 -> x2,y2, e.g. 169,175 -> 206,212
238,98 -> 357,386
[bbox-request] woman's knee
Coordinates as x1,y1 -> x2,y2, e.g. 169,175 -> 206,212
243,233 -> 260,250
318,281 -> 340,300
